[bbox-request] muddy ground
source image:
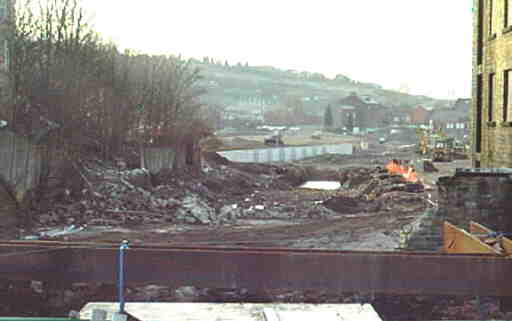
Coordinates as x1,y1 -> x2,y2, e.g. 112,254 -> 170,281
42,140 -> 465,251
4,137 -> 497,321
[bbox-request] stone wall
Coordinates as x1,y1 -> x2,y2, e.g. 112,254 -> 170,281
472,0 -> 512,167
405,169 -> 512,251
404,209 -> 443,251
436,170 -> 512,231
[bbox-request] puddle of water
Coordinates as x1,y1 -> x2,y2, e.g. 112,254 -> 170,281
299,181 -> 341,191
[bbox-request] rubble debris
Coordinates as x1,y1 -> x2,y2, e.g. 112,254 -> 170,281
323,195 -> 365,214
323,164 -> 428,215
423,160 -> 439,172
176,195 -> 216,225
40,225 -> 86,239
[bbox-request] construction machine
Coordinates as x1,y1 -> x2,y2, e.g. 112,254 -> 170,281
415,128 -> 429,155
452,139 -> 470,160
432,137 -> 454,162
264,130 -> 284,146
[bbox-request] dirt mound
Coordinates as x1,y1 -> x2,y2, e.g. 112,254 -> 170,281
323,195 -> 366,213
203,152 -> 231,165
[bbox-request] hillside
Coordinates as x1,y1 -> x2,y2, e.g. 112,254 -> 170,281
191,60 -> 454,112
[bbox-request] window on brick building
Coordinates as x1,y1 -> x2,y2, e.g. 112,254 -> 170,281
0,40 -> 7,70
0,40 -> 4,68
0,0 -> 6,21
506,0 -> 512,27
489,73 -> 495,121
477,0 -> 484,64
505,70 -> 511,121
489,0 -> 496,37
476,75 -> 483,153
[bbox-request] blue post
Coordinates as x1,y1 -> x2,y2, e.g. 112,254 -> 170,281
118,240 -> 129,314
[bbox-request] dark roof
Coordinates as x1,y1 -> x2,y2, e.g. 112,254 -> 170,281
453,98 -> 471,112
429,108 -> 469,122
336,94 -> 367,108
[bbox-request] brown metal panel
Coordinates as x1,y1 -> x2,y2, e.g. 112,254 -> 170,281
59,247 -> 512,296
0,246 -> 65,280
1,242 -> 512,296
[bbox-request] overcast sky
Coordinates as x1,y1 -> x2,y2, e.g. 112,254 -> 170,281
83,0 -> 473,99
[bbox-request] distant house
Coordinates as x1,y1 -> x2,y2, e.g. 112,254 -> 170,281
409,105 -> 431,125
329,94 -> 389,132
428,98 -> 471,139
385,106 -> 412,125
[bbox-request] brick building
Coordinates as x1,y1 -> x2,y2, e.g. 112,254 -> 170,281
329,94 -> 388,133
429,99 -> 470,139
409,105 -> 431,125
473,0 -> 512,167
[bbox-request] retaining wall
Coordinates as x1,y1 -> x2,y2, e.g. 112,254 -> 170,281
141,147 -> 177,174
218,144 -> 353,163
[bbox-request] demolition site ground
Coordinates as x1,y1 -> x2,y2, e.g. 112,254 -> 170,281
5,136 -> 503,321
27,141 -> 457,250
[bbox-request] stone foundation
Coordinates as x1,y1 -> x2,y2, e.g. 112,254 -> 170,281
436,169 -> 512,232
405,168 -> 512,251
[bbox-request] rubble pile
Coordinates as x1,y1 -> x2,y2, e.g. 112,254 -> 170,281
324,166 -> 428,215
30,155 -> 302,230
27,152 -> 431,244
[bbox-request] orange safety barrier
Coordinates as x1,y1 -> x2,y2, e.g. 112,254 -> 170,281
385,159 -> 419,183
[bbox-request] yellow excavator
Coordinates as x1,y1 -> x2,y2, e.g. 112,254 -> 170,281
432,137 -> 454,162
416,129 -> 455,162
416,129 -> 430,156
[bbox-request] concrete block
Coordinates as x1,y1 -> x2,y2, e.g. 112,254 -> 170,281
91,309 -> 107,321
112,312 -> 128,321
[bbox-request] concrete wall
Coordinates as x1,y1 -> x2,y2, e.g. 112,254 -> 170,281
218,144 -> 353,163
0,130 -> 42,200
0,130 -> 43,227
141,147 -> 177,174
472,0 -> 512,167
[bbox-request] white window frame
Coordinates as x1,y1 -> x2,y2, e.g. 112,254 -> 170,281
3,40 -> 8,70
0,0 -> 6,21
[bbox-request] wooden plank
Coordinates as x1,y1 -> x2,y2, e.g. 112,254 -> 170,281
443,221 -> 501,255
469,221 -> 512,256
501,237 -> 512,256
469,221 -> 492,235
